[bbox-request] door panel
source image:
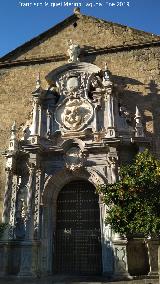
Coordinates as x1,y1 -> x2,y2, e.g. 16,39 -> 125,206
54,180 -> 102,275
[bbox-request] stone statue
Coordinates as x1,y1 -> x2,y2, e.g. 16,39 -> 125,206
67,40 -> 80,63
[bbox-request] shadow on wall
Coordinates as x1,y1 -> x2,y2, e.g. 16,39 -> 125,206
112,75 -> 160,153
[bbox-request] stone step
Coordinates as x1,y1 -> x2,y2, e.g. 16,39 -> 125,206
0,276 -> 159,284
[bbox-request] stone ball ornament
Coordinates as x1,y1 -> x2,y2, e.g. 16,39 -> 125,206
66,76 -> 80,92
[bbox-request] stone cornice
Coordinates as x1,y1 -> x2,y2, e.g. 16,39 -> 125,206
0,40 -> 160,69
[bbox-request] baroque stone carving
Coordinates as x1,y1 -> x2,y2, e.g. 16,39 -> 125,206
34,169 -> 42,239
56,71 -> 102,103
56,97 -> 94,131
67,40 -> 80,63
64,147 -> 86,171
114,246 -> 127,272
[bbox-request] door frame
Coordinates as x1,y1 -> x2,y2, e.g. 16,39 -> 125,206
40,168 -> 113,276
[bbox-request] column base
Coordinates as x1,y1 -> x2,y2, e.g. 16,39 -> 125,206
18,241 -> 39,278
112,272 -> 133,281
148,272 -> 159,278
17,271 -> 37,278
106,127 -> 116,138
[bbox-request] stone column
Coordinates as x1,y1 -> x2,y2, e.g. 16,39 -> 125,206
34,169 -> 42,239
38,105 -> 42,136
92,92 -> 102,133
105,90 -> 116,138
107,93 -> 114,128
9,175 -> 18,239
46,109 -> 52,137
18,165 -> 36,277
31,97 -> 39,135
25,166 -> 35,240
40,205 -> 53,275
2,169 -> 13,224
18,166 -> 40,277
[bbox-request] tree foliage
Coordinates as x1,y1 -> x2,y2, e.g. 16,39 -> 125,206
99,150 -> 160,237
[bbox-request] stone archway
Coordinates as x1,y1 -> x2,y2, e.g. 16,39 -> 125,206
40,168 -> 107,275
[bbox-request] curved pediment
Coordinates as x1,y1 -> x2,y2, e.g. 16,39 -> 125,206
46,62 -> 101,85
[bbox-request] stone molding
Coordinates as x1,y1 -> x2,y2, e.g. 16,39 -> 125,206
43,168 -> 106,204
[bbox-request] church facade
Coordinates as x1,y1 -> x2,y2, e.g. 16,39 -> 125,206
0,10 -> 160,278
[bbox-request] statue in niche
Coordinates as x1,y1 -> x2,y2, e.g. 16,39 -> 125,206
67,40 -> 80,63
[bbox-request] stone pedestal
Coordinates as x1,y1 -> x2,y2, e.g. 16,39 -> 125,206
0,242 -> 8,276
18,241 -> 40,277
146,239 -> 160,277
112,235 -> 132,280
127,238 -> 149,276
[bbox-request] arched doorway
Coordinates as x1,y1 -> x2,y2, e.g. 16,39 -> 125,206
54,180 -> 102,275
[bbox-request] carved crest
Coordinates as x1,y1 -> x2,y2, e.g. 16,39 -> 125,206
55,97 -> 94,132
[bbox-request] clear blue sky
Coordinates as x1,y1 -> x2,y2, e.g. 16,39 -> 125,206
0,0 -> 160,57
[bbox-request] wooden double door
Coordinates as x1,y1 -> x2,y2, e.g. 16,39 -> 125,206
54,180 -> 102,275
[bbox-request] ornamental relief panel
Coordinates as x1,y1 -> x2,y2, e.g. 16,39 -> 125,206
54,69 -> 104,132
55,97 -> 94,132
64,146 -> 87,171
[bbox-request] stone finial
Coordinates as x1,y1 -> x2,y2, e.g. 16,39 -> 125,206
135,106 -> 144,137
35,73 -> 41,90
135,106 -> 141,119
104,63 -> 110,81
11,121 -> 16,139
9,121 -> 18,151
67,40 -> 80,63
103,63 -> 112,91
74,7 -> 81,14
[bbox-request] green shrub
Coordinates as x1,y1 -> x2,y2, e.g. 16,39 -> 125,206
98,150 -> 160,237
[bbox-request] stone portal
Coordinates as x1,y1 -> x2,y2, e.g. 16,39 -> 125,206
0,41 -> 149,278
